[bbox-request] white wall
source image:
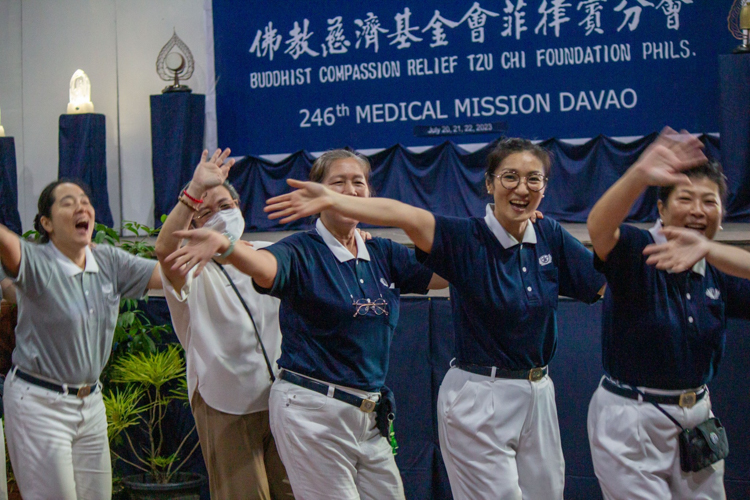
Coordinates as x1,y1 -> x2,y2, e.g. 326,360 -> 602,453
0,0 -> 213,231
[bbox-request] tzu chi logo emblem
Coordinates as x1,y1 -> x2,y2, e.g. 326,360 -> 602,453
539,254 -> 552,266
705,288 -> 720,300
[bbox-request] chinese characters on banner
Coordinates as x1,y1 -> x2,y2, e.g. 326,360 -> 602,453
213,1 -> 730,156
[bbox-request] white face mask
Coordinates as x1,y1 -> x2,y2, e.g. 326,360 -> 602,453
202,207 -> 245,240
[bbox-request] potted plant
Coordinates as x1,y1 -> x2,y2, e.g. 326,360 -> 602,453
94,219 -> 204,498
104,345 -> 204,499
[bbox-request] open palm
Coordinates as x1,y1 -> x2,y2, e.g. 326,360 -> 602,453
265,179 -> 334,223
634,129 -> 707,187
192,148 -> 234,191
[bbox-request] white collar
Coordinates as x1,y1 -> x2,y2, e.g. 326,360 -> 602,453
648,220 -> 705,276
483,204 -> 537,249
49,241 -> 99,277
315,219 -> 371,262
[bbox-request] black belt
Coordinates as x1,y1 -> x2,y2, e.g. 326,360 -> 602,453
13,367 -> 98,398
456,363 -> 548,382
602,377 -> 706,409
280,371 -> 381,413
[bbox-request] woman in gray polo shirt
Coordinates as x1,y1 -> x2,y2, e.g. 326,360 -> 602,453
0,180 -> 160,499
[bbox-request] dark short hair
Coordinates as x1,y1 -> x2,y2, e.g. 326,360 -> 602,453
309,149 -> 372,191
33,179 -> 92,243
658,160 -> 727,205
485,138 -> 551,182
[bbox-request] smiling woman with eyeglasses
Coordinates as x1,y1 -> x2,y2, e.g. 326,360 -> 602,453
262,137 -> 606,500
165,149 -> 447,500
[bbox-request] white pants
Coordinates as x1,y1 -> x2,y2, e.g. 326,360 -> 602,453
588,382 -> 725,500
0,418 -> 8,500
437,367 -> 565,500
4,372 -> 111,500
269,378 -> 404,500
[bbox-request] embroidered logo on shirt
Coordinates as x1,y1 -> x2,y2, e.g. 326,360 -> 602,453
539,254 -> 552,266
101,283 -> 113,294
705,288 -> 720,300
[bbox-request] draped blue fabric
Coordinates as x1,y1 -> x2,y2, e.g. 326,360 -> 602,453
228,133 -> 729,232
135,296 -> 750,500
0,138 -> 22,234
720,54 -> 750,222
150,94 -> 205,225
58,114 -> 114,228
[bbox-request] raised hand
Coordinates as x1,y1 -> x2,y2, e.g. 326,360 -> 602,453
189,148 -> 235,196
165,228 -> 227,277
265,179 -> 335,224
643,226 -> 709,273
632,128 -> 707,188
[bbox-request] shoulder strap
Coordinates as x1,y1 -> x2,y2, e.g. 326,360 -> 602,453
213,260 -> 276,382
629,385 -> 684,430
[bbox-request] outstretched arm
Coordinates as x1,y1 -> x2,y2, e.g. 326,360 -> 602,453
155,148 -> 234,290
644,227 -> 750,279
0,225 -> 21,278
265,179 -> 437,253
164,228 -> 278,289
587,129 -> 706,261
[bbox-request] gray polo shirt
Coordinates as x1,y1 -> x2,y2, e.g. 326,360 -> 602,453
11,240 -> 156,384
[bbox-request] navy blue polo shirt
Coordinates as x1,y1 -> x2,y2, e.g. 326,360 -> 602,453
254,221 -> 432,392
417,205 -> 605,370
596,223 -> 750,390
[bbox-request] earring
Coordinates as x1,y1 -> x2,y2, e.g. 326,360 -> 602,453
719,225 -> 724,231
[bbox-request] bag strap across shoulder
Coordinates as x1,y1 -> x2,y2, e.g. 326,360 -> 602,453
213,260 -> 276,383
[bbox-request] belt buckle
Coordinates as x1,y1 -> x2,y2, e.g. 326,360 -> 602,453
359,399 -> 377,413
528,367 -> 545,382
76,386 -> 91,399
679,391 -> 697,408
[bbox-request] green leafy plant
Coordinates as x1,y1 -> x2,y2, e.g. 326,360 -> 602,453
104,345 -> 198,484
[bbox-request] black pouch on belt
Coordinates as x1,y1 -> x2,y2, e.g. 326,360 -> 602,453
376,385 -> 396,438
678,417 -> 729,473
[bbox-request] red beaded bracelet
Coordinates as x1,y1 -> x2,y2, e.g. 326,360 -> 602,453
182,189 -> 204,204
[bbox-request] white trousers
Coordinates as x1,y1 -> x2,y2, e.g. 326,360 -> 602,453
588,382 -> 725,500
4,373 -> 111,500
437,367 -> 565,500
269,378 -> 404,500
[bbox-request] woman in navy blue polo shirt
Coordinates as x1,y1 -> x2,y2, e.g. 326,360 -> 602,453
263,138 -> 606,500
166,149 -> 445,500
586,130 -> 750,499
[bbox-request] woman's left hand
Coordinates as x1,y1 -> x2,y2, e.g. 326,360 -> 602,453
265,179 -> 335,223
643,227 -> 709,273
165,228 -> 227,277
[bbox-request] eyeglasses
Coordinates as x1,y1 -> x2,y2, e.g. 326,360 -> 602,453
492,171 -> 548,192
352,298 -> 389,317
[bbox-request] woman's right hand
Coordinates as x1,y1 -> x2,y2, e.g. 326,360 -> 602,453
631,128 -> 707,187
642,226 -> 710,273
165,228 -> 227,277
265,179 -> 335,223
188,148 -> 234,196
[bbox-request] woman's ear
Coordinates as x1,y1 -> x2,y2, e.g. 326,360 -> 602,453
40,215 -> 54,235
656,199 -> 665,222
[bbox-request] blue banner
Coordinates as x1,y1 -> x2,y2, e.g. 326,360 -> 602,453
213,1 -> 733,156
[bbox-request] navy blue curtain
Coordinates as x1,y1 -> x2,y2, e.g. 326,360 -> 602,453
150,94 -> 205,225
58,114 -> 114,227
0,137 -> 22,234
227,134 -> 728,232
720,54 -> 750,222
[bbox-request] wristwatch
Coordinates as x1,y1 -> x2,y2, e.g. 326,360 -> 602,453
216,232 -> 237,259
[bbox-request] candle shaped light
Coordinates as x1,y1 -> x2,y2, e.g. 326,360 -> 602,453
67,69 -> 94,114
0,105 -> 5,137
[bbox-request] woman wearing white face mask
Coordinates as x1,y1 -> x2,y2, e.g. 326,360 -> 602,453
155,149 -> 294,500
